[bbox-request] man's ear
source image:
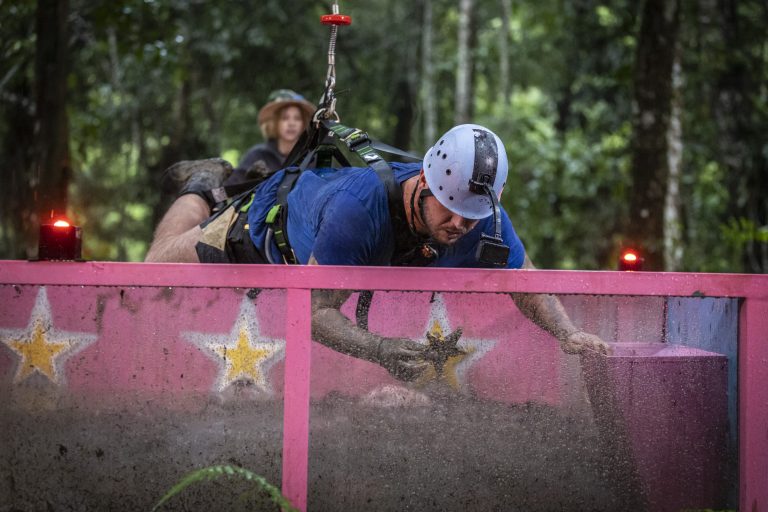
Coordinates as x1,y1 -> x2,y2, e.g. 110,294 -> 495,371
419,169 -> 428,187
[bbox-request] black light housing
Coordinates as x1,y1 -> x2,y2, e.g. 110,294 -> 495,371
37,219 -> 82,261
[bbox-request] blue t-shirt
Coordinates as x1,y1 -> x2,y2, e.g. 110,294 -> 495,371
247,162 -> 526,268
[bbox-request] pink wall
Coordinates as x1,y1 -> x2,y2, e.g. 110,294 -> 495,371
0,261 -> 766,511
582,344 -> 729,511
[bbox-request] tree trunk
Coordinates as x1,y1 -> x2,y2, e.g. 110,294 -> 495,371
454,0 -> 473,125
391,2 -> 419,150
712,0 -> 767,272
31,0 -> 71,256
627,0 -> 681,270
498,0 -> 512,106
392,79 -> 415,151
1,89 -> 36,259
149,68 -> 209,228
663,50 -> 683,271
421,0 -> 437,146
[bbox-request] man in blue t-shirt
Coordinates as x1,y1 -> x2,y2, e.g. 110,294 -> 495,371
242,161 -> 526,269
147,124 -> 609,381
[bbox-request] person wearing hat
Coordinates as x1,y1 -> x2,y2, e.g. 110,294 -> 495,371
228,89 -> 316,186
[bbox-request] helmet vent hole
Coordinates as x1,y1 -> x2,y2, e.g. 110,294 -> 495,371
439,186 -> 443,191
439,140 -> 444,145
437,150 -> 441,156
449,196 -> 454,201
442,154 -> 447,159
428,164 -> 432,168
445,169 -> 451,175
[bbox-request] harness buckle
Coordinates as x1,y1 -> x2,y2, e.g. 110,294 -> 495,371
266,204 -> 281,225
344,129 -> 370,149
329,124 -> 371,150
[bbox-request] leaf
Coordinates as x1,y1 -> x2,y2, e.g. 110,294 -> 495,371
151,464 -> 299,512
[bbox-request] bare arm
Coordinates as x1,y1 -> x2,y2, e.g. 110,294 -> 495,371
309,256 -> 429,380
511,254 -> 610,355
311,287 -> 381,362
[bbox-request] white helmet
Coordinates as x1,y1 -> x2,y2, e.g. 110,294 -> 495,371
423,124 -> 508,220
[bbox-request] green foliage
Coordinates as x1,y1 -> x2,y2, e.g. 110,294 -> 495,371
152,464 -> 298,512
477,0 -> 636,268
1,0 -> 765,271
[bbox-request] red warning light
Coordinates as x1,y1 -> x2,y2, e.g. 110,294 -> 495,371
53,219 -> 71,228
618,249 -> 643,271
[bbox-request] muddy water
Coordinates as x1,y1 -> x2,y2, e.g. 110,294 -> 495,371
309,392 -> 635,511
2,394 -> 640,511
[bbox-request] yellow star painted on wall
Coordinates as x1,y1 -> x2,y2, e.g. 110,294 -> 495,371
0,287 -> 97,385
184,294 -> 285,394
414,293 -> 497,393
218,325 -> 276,384
418,320 -> 472,390
8,320 -> 69,382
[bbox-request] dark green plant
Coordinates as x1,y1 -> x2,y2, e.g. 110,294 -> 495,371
151,464 -> 298,512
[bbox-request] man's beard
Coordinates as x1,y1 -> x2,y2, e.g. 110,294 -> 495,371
422,206 -> 469,246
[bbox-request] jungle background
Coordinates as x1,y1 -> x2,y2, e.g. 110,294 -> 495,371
0,0 -> 766,271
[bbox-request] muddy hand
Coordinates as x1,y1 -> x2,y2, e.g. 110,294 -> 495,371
377,337 -> 430,382
560,331 -> 611,356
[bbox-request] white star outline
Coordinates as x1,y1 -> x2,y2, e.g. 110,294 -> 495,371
0,286 -> 97,386
183,295 -> 285,395
421,292 -> 497,392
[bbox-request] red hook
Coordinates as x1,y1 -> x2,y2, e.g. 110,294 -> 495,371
321,14 -> 352,26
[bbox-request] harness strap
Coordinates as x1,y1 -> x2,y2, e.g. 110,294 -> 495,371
264,120 -> 420,266
370,140 -> 421,161
265,168 -> 302,264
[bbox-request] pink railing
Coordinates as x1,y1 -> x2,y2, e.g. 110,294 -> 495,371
0,260 -> 766,511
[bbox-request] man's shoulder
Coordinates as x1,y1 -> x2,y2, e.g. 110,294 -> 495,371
307,166 -> 385,192
390,161 -> 422,183
290,161 -> 421,209
291,167 -> 390,224
324,161 -> 421,180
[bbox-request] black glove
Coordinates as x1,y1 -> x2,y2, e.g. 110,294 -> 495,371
376,337 -> 430,382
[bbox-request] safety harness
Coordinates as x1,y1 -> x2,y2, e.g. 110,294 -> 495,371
264,118 -> 429,266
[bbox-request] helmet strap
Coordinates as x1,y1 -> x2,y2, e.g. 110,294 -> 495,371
408,181 -> 419,235
408,181 -> 433,238
417,188 -> 433,235
397,180 -> 437,266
